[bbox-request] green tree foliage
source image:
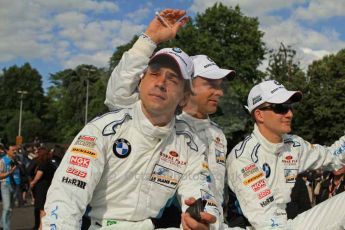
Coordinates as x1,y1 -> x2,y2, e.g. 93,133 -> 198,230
165,3 -> 266,144
266,43 -> 307,91
298,49 -> 345,144
0,63 -> 45,144
266,45 -> 345,145
266,43 -> 308,139
45,66 -> 108,143
1,4 -> 342,147
107,4 -> 266,146
4,111 -> 44,144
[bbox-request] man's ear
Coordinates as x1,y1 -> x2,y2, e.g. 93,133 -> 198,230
178,92 -> 190,107
254,109 -> 264,123
137,76 -> 144,92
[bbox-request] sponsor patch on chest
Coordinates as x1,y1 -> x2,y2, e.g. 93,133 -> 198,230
214,137 -> 225,150
241,163 -> 260,178
284,169 -> 298,183
113,138 -> 131,158
69,156 -> 90,168
159,151 -> 187,168
74,135 -> 97,148
71,147 -> 97,158
260,196 -> 274,207
150,164 -> 182,189
61,176 -> 87,189
243,172 -> 264,185
251,179 -> 267,192
282,154 -> 298,166
215,149 -> 225,165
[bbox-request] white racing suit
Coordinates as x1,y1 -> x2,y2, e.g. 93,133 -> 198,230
42,41 -> 220,229
42,101 -> 219,229
227,124 -> 345,229
177,113 -> 236,230
105,35 -> 232,229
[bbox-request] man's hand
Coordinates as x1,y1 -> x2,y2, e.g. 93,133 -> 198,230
145,8 -> 189,44
181,198 -> 216,230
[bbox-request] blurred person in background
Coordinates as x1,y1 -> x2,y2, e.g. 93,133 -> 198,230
286,172 -> 312,219
0,145 -> 21,230
315,166 -> 345,204
30,146 -> 58,230
314,170 -> 331,204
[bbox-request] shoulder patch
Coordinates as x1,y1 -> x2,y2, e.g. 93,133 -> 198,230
102,113 -> 132,136
251,143 -> 260,163
90,108 -> 125,123
284,136 -> 301,147
233,135 -> 252,159
175,119 -> 198,152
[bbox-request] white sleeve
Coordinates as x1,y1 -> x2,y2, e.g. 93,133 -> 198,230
104,35 -> 157,110
296,135 -> 345,172
41,124 -> 106,229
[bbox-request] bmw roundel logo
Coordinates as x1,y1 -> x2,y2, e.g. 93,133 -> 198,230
262,163 -> 271,178
172,47 -> 182,53
273,80 -> 281,86
206,56 -> 215,63
113,138 -> 131,158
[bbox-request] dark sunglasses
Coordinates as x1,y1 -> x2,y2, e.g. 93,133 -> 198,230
258,103 -> 293,114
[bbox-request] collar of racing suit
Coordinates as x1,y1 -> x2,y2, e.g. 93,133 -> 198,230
134,101 -> 174,139
253,124 -> 286,155
179,111 -> 211,132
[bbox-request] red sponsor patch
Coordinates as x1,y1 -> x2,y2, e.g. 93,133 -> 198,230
285,155 -> 293,160
169,151 -> 179,157
251,179 -> 266,192
79,135 -> 96,142
242,163 -> 256,173
66,167 -> 87,178
258,189 -> 271,199
70,156 -> 90,168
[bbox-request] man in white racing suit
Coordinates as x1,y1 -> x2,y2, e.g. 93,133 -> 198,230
104,10 -> 240,229
42,9 -> 219,230
177,55 -> 238,230
226,80 -> 345,229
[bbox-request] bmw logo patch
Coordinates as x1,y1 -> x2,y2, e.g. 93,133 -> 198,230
172,47 -> 182,53
113,138 -> 131,158
262,163 -> 271,178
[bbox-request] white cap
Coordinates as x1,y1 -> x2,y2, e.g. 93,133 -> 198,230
191,55 -> 235,80
149,47 -> 194,81
246,80 -> 302,113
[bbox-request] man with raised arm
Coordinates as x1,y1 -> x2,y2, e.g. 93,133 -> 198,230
42,9 -> 218,230
105,7 -> 240,229
227,80 -> 345,229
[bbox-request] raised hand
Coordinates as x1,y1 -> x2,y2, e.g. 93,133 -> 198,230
144,8 -> 189,44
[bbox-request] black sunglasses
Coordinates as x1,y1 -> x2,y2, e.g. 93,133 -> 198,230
258,103 -> 293,114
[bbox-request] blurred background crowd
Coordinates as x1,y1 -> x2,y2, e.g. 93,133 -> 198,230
0,141 -> 65,229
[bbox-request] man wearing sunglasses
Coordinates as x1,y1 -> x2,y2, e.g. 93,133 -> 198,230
226,80 -> 345,229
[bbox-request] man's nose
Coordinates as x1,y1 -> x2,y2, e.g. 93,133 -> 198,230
214,88 -> 224,97
155,75 -> 167,91
286,109 -> 293,118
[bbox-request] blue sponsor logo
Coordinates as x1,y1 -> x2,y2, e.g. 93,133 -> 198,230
334,143 -> 345,156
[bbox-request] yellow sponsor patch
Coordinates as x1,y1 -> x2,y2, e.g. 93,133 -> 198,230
243,172 -> 264,185
202,162 -> 209,170
71,146 -> 97,158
